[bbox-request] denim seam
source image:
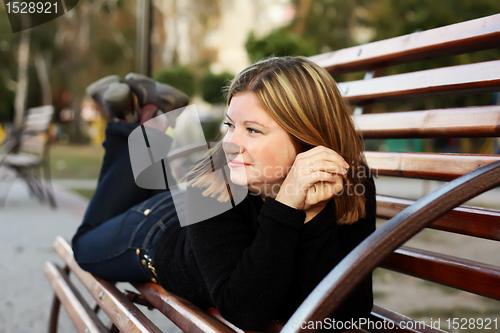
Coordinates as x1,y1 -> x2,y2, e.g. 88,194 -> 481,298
141,208 -> 177,249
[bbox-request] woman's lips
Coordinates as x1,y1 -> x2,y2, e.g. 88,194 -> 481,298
228,160 -> 251,168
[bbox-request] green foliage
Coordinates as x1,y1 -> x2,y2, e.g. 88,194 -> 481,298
153,66 -> 197,98
365,0 -> 499,40
0,80 -> 14,123
201,71 -> 233,105
288,0 -> 370,52
245,28 -> 317,64
96,39 -> 124,65
287,0 -> 499,53
50,144 -> 104,179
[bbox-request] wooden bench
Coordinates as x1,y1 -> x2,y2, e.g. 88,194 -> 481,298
45,14 -> 500,333
0,105 -> 56,207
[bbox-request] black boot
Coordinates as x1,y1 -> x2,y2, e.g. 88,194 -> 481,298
86,76 -> 135,121
125,73 -> 189,127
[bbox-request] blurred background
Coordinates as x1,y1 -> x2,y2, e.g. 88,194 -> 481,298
0,0 -> 499,332
1,0 -> 499,152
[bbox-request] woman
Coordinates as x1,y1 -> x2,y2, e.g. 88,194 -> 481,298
73,56 -> 376,331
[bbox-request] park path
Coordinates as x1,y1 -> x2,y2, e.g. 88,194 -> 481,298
0,179 -> 181,333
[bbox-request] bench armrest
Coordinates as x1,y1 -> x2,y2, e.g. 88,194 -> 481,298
281,160 -> 500,333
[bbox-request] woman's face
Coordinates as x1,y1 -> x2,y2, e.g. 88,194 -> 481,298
223,91 -> 298,198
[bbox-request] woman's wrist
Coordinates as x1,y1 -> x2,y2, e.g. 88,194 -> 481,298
274,192 -> 301,210
261,197 -> 306,230
304,201 -> 328,223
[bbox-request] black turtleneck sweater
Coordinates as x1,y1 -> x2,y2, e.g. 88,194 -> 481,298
153,176 -> 376,331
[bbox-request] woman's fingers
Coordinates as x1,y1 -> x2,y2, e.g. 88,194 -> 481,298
306,160 -> 348,176
276,146 -> 348,211
304,175 -> 343,206
296,146 -> 349,170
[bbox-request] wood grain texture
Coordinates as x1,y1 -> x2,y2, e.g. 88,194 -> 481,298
53,237 -> 162,333
337,60 -> 500,104
133,282 -> 239,333
354,106 -> 500,138
370,304 -> 447,333
381,247 -> 500,300
310,14 -> 500,75
364,152 -> 500,181
44,262 -> 108,333
377,195 -> 500,241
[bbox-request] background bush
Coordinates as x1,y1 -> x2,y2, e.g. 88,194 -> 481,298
153,66 -> 197,98
201,71 -> 233,105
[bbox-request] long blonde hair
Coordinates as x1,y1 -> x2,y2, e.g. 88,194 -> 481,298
188,56 -> 374,225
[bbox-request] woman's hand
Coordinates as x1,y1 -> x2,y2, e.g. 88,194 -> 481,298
275,146 -> 348,217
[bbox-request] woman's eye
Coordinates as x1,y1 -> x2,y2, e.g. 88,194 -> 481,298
223,121 -> 234,129
247,127 -> 260,134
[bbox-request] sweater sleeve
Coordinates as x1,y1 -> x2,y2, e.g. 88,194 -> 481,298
293,175 -> 377,327
186,189 -> 306,331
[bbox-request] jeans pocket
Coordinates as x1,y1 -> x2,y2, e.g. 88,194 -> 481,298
141,208 -> 179,253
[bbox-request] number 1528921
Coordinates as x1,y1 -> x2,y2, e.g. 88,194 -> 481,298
6,2 -> 59,14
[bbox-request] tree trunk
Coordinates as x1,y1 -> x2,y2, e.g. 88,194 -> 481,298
14,28 -> 31,130
34,49 -> 52,106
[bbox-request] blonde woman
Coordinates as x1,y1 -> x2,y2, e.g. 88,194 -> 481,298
73,56 -> 376,331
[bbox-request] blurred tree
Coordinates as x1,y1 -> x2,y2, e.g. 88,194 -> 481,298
0,81 -> 14,123
288,0 -> 369,52
154,0 -> 222,68
0,13 -> 32,129
201,71 -> 233,105
0,0 -> 137,142
364,0 -> 499,40
286,0 -> 498,59
52,0 -> 136,142
154,66 -> 197,98
245,28 -> 317,63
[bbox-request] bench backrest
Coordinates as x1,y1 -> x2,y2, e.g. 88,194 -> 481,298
283,13 -> 500,332
20,105 -> 54,155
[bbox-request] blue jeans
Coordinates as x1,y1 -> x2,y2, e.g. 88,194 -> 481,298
72,121 -> 179,282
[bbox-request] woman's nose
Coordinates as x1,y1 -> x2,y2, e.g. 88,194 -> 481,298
224,141 -> 242,155
223,131 -> 244,155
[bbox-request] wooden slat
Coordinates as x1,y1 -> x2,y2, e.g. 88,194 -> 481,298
281,160 -> 500,333
24,106 -> 53,132
310,13 -> 500,75
354,106 -> 500,139
338,60 -> 500,104
381,246 -> 500,301
53,236 -> 162,333
365,152 -> 500,181
207,307 -> 286,333
370,304 -> 447,333
377,195 -> 500,241
44,262 -> 109,333
26,105 -> 54,115
124,290 -> 155,308
20,134 -> 46,154
133,282 -> 239,333
203,308 -> 247,333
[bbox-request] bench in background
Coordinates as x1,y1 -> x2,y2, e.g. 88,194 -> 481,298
0,105 -> 56,208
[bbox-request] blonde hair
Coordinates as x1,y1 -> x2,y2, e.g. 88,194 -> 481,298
188,56 -> 374,225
